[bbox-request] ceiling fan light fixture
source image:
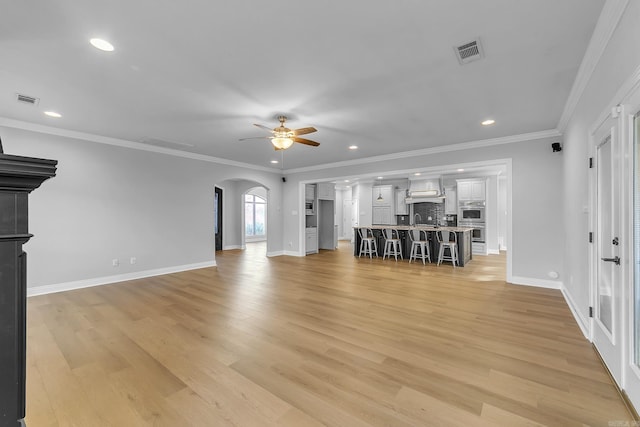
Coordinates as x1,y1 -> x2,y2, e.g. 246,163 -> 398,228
272,137 -> 294,150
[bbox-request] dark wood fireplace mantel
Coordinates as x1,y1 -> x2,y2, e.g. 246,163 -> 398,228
0,154 -> 57,427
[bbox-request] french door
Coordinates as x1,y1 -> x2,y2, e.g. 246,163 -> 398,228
592,80 -> 640,411
592,113 -> 623,384
625,87 -> 640,408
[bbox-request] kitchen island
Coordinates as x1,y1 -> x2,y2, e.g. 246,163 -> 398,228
353,225 -> 473,266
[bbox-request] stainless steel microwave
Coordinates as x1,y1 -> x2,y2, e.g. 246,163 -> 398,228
305,200 -> 315,215
459,201 -> 485,221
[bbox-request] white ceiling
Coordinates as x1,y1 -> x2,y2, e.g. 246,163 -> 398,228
0,0 -> 604,171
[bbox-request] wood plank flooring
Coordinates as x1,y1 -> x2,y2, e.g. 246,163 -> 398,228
25,242 -> 634,426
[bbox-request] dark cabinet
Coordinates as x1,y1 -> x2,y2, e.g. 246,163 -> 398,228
0,154 -> 56,427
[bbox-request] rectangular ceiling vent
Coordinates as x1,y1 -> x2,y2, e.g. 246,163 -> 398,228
16,93 -> 40,106
454,38 -> 484,65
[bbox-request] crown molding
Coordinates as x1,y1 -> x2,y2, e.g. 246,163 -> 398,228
283,129 -> 561,174
557,0 -> 630,132
0,117 -> 281,173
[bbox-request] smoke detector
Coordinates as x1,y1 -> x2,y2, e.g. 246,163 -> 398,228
454,38 -> 484,65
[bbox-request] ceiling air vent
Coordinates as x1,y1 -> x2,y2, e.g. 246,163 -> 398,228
16,93 -> 40,106
454,38 -> 484,65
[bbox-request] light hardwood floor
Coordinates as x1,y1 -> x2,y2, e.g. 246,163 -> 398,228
26,242 -> 634,426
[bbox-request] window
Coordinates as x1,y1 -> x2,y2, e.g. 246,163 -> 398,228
245,194 -> 266,237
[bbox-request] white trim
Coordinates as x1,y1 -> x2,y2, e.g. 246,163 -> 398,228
508,275 -> 562,290
27,261 -> 216,297
561,286 -> 591,339
266,251 -> 285,257
557,0 -> 631,131
284,130 -> 559,174
488,249 -> 500,255
223,245 -> 244,250
0,117 -> 279,173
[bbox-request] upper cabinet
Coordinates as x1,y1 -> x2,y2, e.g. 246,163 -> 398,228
457,179 -> 486,201
305,184 -> 316,201
444,186 -> 457,214
317,182 -> 335,200
395,189 -> 408,215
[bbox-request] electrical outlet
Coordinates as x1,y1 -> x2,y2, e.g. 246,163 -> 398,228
130,257 -> 136,265
112,259 -> 119,267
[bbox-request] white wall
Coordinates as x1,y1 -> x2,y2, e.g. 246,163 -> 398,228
335,188 -> 344,238
486,175 -> 499,254
1,126 -> 283,290
562,0 -> 640,328
498,175 -> 508,250
283,136 -> 564,285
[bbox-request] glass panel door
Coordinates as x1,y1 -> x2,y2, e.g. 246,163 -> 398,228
634,112 -> 640,366
598,135 -> 614,334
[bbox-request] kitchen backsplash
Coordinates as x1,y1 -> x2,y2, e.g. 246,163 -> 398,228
413,202 -> 445,225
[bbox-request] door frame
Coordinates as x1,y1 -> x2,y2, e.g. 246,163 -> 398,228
214,186 -> 223,251
621,80 -> 640,409
589,112 -> 623,385
588,67 -> 640,411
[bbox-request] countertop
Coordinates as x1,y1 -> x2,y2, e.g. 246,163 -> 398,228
354,225 -> 474,232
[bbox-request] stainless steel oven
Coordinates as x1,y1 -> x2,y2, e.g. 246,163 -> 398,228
459,201 -> 485,222
459,220 -> 485,242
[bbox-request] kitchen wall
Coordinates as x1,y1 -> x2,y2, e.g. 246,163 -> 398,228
0,125 -> 283,292
562,0 -> 640,333
282,135 -> 563,286
486,175 -> 499,254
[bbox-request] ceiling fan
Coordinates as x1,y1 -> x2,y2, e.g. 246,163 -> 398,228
239,115 -> 320,150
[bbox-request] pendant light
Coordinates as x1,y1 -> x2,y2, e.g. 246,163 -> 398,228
376,178 -> 384,201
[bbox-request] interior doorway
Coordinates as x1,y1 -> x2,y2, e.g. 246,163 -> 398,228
214,186 -> 223,251
244,187 -> 267,244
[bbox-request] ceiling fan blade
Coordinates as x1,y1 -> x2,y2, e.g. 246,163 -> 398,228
293,127 -> 317,136
253,123 -> 275,132
293,137 -> 320,147
239,136 -> 272,141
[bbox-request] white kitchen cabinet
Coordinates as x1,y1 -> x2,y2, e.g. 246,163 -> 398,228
305,184 -> 315,200
444,186 -> 457,214
372,185 -> 393,206
395,190 -> 408,215
471,181 -> 486,200
317,182 -> 335,200
457,179 -> 486,201
305,227 -> 318,254
372,206 -> 393,225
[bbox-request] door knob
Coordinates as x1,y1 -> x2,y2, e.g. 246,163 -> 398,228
601,256 -> 621,265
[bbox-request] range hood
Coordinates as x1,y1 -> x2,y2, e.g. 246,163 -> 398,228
405,177 -> 445,203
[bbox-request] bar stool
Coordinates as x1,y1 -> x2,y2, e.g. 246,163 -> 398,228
436,230 -> 458,267
358,227 -> 378,258
408,229 -> 431,264
382,228 -> 403,261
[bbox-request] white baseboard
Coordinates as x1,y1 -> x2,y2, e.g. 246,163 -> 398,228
499,244 -> 508,251
488,249 -> 500,255
223,245 -> 244,250
27,261 -> 216,297
266,251 -> 284,257
561,286 -> 591,339
508,275 -> 562,290
285,250 -> 305,257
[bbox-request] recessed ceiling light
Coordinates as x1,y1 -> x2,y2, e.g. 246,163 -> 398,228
481,119 -> 495,126
90,38 -> 115,52
344,180 -> 349,182
270,160 -> 278,164
348,145 -> 358,150
44,111 -> 62,118
457,168 -> 465,172
377,176 -> 383,180
414,172 -> 421,176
